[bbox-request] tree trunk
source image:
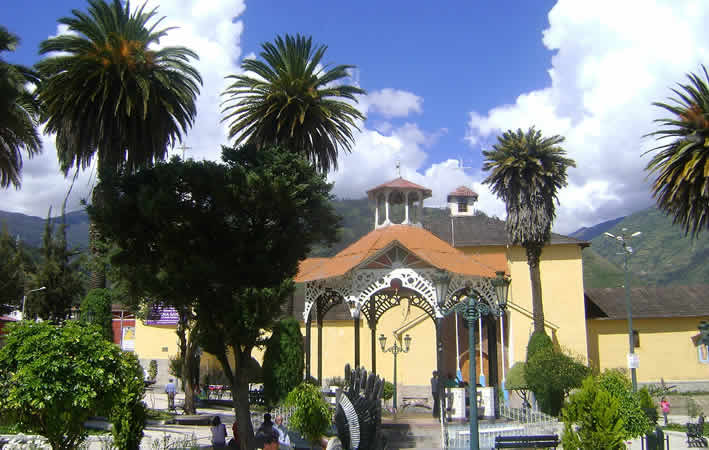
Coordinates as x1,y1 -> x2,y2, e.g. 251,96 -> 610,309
177,309 -> 197,415
526,245 -> 545,334
220,350 -> 255,450
87,221 -> 106,290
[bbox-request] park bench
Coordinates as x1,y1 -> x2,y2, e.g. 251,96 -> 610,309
400,396 -> 430,411
494,434 -> 560,449
686,415 -> 708,447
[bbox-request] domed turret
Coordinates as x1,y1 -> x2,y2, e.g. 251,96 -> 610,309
366,177 -> 432,229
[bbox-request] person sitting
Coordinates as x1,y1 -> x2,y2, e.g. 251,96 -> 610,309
228,420 -> 241,448
210,416 -> 227,448
274,414 -> 292,449
255,413 -> 279,450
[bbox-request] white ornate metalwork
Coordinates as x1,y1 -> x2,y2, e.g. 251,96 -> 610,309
303,268 -> 502,321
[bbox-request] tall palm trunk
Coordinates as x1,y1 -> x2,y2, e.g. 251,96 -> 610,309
526,244 -> 545,334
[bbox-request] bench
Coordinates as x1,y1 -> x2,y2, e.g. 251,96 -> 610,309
687,415 -> 707,447
495,434 -> 560,449
400,396 -> 431,410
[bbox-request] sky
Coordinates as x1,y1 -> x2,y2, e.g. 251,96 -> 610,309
3,0 -> 709,234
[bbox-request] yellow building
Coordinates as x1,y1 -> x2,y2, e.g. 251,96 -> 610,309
586,286 -> 709,390
293,179 -> 589,406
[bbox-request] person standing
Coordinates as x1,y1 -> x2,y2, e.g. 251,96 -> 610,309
431,371 -> 440,418
660,397 -> 671,425
165,378 -> 177,411
274,415 -> 292,449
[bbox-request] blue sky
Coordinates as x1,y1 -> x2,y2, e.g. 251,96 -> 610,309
4,0 -> 708,233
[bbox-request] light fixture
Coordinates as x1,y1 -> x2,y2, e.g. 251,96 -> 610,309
404,334 -> 412,351
379,333 -> 387,351
433,269 -> 451,306
493,271 -> 510,308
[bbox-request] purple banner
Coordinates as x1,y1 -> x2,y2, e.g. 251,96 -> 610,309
145,306 -> 179,325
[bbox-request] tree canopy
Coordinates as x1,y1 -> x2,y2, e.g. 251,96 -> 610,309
483,127 -> 575,333
222,34 -> 365,173
88,144 -> 339,449
0,26 -> 42,189
36,0 -> 202,177
646,65 -> 709,238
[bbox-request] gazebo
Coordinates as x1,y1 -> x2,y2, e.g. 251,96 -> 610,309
295,177 -> 510,389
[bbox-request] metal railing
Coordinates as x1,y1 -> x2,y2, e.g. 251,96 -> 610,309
445,405 -> 561,449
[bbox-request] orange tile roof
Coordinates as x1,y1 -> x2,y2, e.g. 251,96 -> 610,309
366,177 -> 432,198
295,225 -> 507,282
448,186 -> 478,198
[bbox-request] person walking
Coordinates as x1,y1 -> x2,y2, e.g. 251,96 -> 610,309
660,397 -> 671,425
431,371 -> 440,418
165,379 -> 177,411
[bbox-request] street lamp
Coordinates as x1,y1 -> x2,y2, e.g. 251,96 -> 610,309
604,228 -> 641,392
379,333 -> 412,412
445,271 -> 509,450
21,286 -> 46,320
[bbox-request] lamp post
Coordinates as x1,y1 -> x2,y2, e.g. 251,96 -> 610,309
379,333 -> 412,412
445,271 -> 509,450
604,228 -> 641,392
21,286 -> 47,320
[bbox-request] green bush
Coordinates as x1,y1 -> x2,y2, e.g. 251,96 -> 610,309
506,362 -> 532,408
526,331 -> 553,361
148,360 -> 158,381
110,352 -> 147,450
525,346 -> 590,416
80,288 -> 114,342
561,376 -> 626,449
285,382 -> 331,444
597,369 -> 652,438
0,321 -> 130,449
382,381 -> 394,401
262,318 -> 305,406
637,387 -> 658,425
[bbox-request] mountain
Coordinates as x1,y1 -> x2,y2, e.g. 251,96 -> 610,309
3,202 -> 706,289
586,207 -> 709,287
570,216 -> 625,241
0,209 -> 89,249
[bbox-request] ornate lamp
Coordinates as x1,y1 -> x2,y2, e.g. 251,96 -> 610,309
404,334 -> 412,352
379,333 -> 387,351
433,269 -> 451,306
492,271 -> 510,307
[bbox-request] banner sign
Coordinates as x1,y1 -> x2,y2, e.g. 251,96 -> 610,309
145,306 -> 179,325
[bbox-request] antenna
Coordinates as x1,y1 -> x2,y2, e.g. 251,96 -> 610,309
396,160 -> 401,177
457,157 -> 474,171
177,144 -> 192,160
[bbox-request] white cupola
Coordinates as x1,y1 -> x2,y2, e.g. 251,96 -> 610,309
366,177 -> 432,229
447,186 -> 478,217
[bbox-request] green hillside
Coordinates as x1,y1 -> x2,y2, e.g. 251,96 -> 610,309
588,207 -> 709,286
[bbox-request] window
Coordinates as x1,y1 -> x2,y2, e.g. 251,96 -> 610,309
699,345 -> 709,364
632,330 -> 640,348
457,201 -> 468,213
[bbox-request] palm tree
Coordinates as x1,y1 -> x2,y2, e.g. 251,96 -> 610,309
221,34 -> 365,173
646,66 -> 709,238
36,0 -> 202,288
482,127 -> 575,334
0,26 -> 42,189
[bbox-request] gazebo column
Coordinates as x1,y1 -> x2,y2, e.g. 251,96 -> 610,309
385,191 -> 391,224
369,299 -> 377,374
435,317 -> 444,421
487,318 -> 499,417
317,317 -> 324,385
354,312 -> 361,368
305,316 -> 312,381
404,192 -> 410,224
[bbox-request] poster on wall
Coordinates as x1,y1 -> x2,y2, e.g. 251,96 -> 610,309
145,306 -> 179,325
122,326 -> 135,351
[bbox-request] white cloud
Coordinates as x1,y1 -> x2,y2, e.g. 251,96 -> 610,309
2,0 -> 246,217
365,88 -> 423,118
466,0 -> 709,233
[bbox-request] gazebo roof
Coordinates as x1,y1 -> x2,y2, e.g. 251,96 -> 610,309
366,177 -> 432,199
448,186 -> 478,198
295,224 -> 506,283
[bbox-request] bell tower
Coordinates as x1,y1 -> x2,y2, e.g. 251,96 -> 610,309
366,177 -> 432,229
